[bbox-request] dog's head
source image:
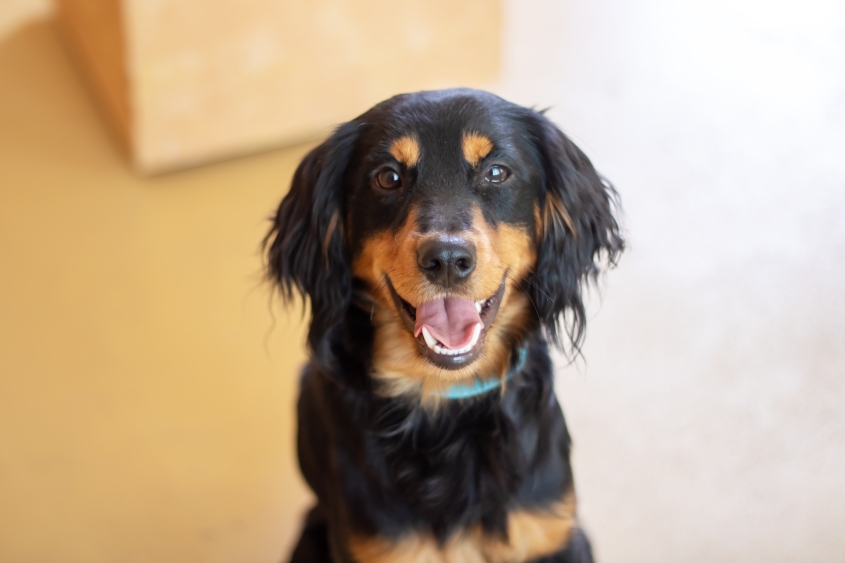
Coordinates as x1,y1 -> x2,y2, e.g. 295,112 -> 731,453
265,89 -> 622,395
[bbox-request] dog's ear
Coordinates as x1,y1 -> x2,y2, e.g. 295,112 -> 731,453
264,122 -> 359,358
525,111 -> 624,354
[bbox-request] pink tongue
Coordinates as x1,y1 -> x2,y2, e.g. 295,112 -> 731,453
413,297 -> 482,350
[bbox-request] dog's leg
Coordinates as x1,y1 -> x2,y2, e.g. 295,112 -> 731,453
288,505 -> 332,563
530,528 -> 595,563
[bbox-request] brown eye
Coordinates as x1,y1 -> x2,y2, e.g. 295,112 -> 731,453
375,169 -> 402,190
484,165 -> 509,183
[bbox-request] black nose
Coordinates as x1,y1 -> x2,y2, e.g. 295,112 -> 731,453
416,239 -> 477,288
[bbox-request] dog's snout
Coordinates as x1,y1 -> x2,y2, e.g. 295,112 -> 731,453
416,239 -> 477,288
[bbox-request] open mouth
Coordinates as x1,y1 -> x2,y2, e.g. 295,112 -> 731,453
385,275 -> 507,370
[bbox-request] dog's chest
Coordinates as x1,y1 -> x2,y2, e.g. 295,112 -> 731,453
357,390 -> 572,542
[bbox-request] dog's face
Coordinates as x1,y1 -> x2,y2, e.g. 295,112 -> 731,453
346,92 -> 546,387
266,89 -> 621,396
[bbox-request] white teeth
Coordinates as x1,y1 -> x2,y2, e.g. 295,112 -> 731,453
475,301 -> 483,313
467,322 -> 482,348
423,322 -> 484,356
421,327 -> 438,349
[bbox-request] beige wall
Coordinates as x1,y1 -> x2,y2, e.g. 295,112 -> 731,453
497,1 -> 845,562
0,17 -> 312,562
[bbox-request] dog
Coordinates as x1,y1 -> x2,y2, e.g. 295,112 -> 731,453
264,88 -> 623,563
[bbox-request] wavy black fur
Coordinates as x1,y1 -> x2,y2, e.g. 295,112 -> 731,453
522,111 -> 624,354
263,121 -> 360,365
264,89 -> 622,563
296,309 -> 574,553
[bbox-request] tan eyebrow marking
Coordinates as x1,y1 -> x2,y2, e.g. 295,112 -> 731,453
462,132 -> 494,167
389,135 -> 420,167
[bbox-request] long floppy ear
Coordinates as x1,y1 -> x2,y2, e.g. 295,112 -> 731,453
263,122 -> 359,359
525,111 -> 624,354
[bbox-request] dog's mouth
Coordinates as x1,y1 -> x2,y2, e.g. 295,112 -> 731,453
385,275 -> 507,370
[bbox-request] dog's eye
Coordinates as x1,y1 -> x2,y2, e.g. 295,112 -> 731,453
484,165 -> 510,184
375,169 -> 402,190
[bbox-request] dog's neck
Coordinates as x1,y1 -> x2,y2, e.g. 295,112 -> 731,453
438,344 -> 528,399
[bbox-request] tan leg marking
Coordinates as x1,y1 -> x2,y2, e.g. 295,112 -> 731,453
349,532 -> 487,563
349,492 -> 576,563
483,492 -> 577,563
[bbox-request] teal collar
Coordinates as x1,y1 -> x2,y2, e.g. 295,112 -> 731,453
439,346 -> 529,400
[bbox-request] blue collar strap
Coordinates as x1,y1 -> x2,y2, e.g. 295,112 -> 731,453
439,346 -> 528,400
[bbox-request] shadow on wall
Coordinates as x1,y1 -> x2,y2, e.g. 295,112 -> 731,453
0,20 -> 316,563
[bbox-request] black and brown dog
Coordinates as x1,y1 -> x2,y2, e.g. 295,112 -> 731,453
265,89 -> 623,563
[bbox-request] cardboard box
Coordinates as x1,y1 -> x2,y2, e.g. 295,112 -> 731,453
56,0 -> 501,173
